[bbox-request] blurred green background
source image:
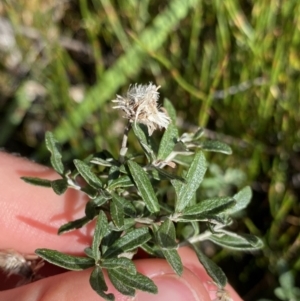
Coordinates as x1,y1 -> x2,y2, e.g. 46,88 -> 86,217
1,0 -> 300,300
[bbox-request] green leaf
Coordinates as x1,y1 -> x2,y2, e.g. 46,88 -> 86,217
197,140 -> 232,155
90,266 -> 114,301
228,186 -> 252,214
208,230 -> 264,250
103,227 -> 151,258
151,166 -> 186,182
109,218 -> 136,232
108,269 -> 157,295
110,199 -> 124,229
156,219 -> 177,249
92,211 -> 109,261
128,160 -> 160,213
101,231 -> 122,255
157,124 -> 178,160
58,216 -> 90,235
45,132 -> 64,175
101,258 -> 137,275
132,124 -> 155,162
174,151 -> 207,212
51,179 -> 68,195
85,195 -> 109,220
107,269 -> 136,296
161,249 -> 183,276
182,197 -> 236,216
163,98 -> 177,123
21,177 -> 52,187
107,175 -> 134,190
191,245 -> 227,288
35,249 -> 95,270
74,159 -> 103,189
111,192 -> 137,217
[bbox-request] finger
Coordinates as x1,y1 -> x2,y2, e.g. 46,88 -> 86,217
0,152 -> 92,254
0,258 -> 211,301
178,247 -> 243,301
0,248 -> 242,301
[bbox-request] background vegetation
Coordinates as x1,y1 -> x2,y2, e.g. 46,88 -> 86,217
1,0 -> 300,300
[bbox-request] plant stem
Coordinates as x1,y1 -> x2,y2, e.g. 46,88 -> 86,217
119,121 -> 132,163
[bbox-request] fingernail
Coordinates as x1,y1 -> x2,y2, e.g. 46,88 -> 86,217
135,274 -> 201,301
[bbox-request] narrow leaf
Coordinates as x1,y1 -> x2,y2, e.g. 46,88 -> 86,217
163,98 -> 177,123
161,249 -> 183,275
132,124 -> 155,162
21,177 -> 52,187
197,140 -> 232,155
182,197 -> 236,216
85,195 -> 108,220
209,230 -> 264,250
175,151 -> 207,212
128,160 -> 160,213
74,159 -> 103,189
101,258 -> 137,275
36,249 -> 94,270
157,124 -> 178,160
107,269 -> 136,296
92,211 -> 109,261
51,179 -> 68,195
45,132 -> 64,175
103,227 -> 151,258
191,245 -> 227,287
156,220 -> 177,249
111,192 -> 137,217
108,269 -> 157,294
110,199 -> 124,229
90,266 -> 114,301
107,175 -> 134,190
151,166 -> 186,182
228,186 -> 252,214
58,216 -> 90,235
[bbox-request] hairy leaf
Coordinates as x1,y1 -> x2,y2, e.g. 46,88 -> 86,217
90,266 -> 114,301
228,186 -> 252,214
74,159 -> 103,189
108,269 -> 157,295
132,124 -> 155,162
58,216 -> 90,235
192,245 -> 227,287
36,249 -> 94,270
111,192 -> 137,217
45,132 -> 64,175
197,140 -> 232,155
107,269 -> 136,296
174,151 -> 207,212
157,123 -> 178,160
21,177 -> 52,187
103,227 -> 151,258
107,175 -> 134,190
161,249 -> 183,275
156,219 -> 177,249
101,258 -> 137,275
209,230 -> 264,250
110,199 -> 124,229
128,160 -> 160,213
182,197 -> 236,216
92,211 -> 109,261
51,179 -> 68,195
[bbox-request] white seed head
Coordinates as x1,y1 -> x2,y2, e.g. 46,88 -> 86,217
112,83 -> 171,136
0,249 -> 44,284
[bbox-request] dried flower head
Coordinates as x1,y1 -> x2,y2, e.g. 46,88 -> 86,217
112,83 -> 171,136
0,249 -> 44,285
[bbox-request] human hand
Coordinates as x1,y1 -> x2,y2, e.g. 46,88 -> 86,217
0,152 -> 243,301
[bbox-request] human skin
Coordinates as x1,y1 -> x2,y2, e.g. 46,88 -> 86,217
0,152 -> 243,301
